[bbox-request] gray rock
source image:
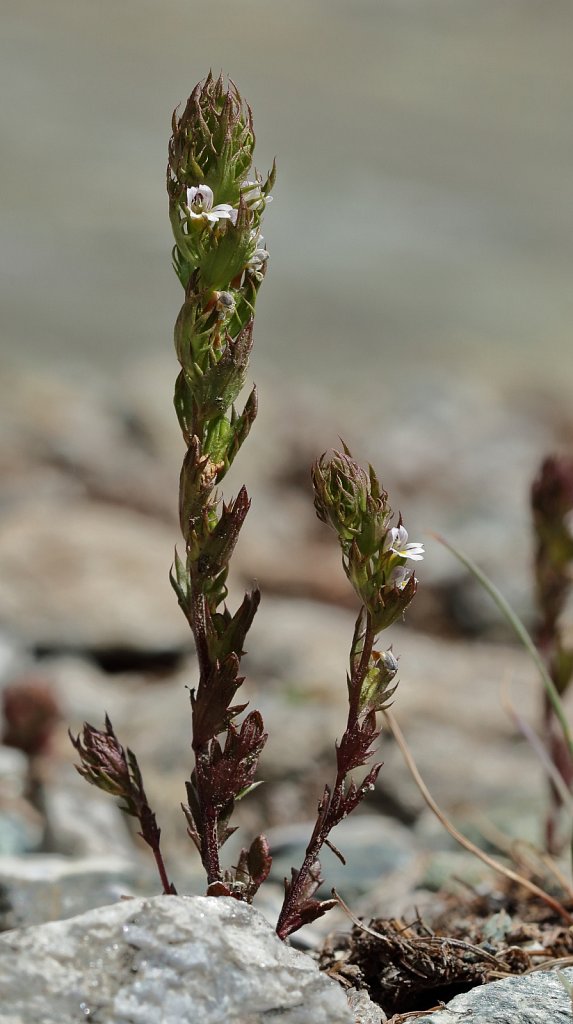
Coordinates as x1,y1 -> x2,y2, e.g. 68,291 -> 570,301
0,633 -> 25,688
0,746 -> 28,800
0,812 -> 42,857
0,854 -> 139,930
42,766 -> 136,859
347,988 -> 386,1024
244,597 -> 357,699
0,499 -> 185,652
421,967 -> 573,1023
267,814 -> 416,903
0,368 -> 176,524
0,746 -> 43,855
376,626 -> 544,818
0,894 -> 355,1024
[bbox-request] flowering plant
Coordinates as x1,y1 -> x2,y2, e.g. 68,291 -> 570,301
70,74 -> 420,939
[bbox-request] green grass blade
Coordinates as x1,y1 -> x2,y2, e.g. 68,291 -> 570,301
432,532 -> 573,763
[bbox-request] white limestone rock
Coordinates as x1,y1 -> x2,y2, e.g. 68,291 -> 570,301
0,894 -> 356,1023
421,967 -> 573,1023
347,988 -> 386,1023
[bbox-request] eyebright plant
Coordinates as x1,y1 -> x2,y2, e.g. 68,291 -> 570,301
70,74 -> 422,939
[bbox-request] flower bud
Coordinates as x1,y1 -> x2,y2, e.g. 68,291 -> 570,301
168,73 -> 255,206
359,648 -> 399,712
368,570 -> 418,632
70,717 -> 135,805
312,447 -> 390,551
215,291 -> 236,319
313,448 -> 423,630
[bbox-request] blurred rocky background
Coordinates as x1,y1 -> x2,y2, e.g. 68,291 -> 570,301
1,0 -> 572,940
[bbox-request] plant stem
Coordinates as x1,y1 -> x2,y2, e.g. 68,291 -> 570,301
194,751 -> 222,883
190,587 -> 210,682
186,583 -> 223,882
276,612 -> 375,940
348,614 -> 376,722
150,843 -> 177,896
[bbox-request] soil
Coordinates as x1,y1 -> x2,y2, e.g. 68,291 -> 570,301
320,876 -> 573,1022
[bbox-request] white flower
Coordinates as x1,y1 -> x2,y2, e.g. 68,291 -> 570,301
246,233 -> 270,281
241,179 -> 273,210
385,525 -> 425,562
389,565 -> 413,591
186,185 -> 237,225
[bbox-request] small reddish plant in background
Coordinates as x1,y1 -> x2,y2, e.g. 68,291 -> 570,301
3,677 -> 60,758
531,455 -> 573,853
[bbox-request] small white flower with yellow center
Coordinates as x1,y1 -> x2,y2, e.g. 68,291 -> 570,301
186,185 -> 237,225
389,565 -> 413,591
385,525 -> 425,562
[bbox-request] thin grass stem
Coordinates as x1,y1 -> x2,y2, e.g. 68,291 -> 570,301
383,709 -> 573,925
431,532 -> 573,765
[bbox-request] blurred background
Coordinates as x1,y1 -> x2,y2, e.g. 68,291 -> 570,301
1,0 -> 572,932
2,0 -> 573,593
4,0 -> 573,385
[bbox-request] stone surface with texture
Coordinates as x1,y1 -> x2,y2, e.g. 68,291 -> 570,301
0,895 -> 357,1024
420,968 -> 573,1023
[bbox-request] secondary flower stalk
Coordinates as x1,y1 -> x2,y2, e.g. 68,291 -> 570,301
70,717 -> 176,895
276,447 -> 421,939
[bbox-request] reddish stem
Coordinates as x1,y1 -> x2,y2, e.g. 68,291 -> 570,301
540,629 -> 573,855
150,843 -> 177,895
194,750 -> 222,883
186,584 -> 224,883
137,803 -> 177,895
276,613 -> 375,939
190,588 -> 211,683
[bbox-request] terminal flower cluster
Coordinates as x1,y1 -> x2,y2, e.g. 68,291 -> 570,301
312,447 -> 423,632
